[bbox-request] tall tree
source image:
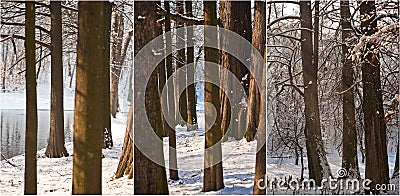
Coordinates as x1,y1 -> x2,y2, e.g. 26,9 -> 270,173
203,1 -> 224,192
102,1 -> 113,149
110,8 -> 124,118
220,1 -> 252,140
165,1 -> 179,180
45,0 -> 69,158
156,1 -> 167,138
360,0 -> 390,191
24,1 -> 37,194
185,1 -> 197,131
251,1 -> 266,194
340,0 -> 359,179
176,1 -> 188,126
299,0 -> 330,184
72,2 -> 105,194
133,1 -> 169,194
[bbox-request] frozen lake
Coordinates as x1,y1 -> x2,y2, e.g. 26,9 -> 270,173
0,109 -> 74,159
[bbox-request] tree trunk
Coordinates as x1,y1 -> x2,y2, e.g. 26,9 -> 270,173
45,0 -> 68,158
164,0 -> 179,181
252,2 -> 266,194
220,1 -> 252,140
115,104 -> 133,178
110,10 -> 124,118
176,1 -> 188,126
300,0 -> 330,184
185,1 -> 197,131
340,0 -> 359,179
72,2 -> 105,194
102,1 -> 113,149
246,1 -> 265,142
361,0 -> 390,191
203,1 -> 224,192
24,2 -> 37,194
157,3 -> 168,138
253,52 -> 266,196
133,2 -> 169,194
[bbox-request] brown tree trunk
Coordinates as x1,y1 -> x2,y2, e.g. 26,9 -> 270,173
164,0 -> 179,181
156,1 -> 168,138
110,10 -> 124,118
251,1 -> 266,194
203,1 -> 224,192
300,0 -> 330,184
102,1 -> 113,149
246,0 -> 265,142
253,52 -> 266,196
220,1 -> 252,140
340,0 -> 359,179
115,104 -> 133,178
176,1 -> 188,126
361,0 -> 390,191
72,2 -> 105,194
24,1 -> 37,194
45,0 -> 68,158
133,2 -> 169,194
185,1 -> 197,131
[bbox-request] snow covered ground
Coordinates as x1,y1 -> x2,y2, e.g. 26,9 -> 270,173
267,151 -> 399,194
0,116 -> 257,195
1,84 -> 258,195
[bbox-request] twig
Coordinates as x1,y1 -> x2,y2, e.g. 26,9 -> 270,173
0,152 -> 17,167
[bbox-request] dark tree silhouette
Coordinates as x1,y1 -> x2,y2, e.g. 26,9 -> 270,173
340,0 -> 359,179
361,0 -> 390,191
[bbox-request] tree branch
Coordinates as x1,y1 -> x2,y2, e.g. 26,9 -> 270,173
1,34 -> 51,49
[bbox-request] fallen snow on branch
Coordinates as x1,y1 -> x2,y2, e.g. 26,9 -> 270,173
350,23 -> 399,61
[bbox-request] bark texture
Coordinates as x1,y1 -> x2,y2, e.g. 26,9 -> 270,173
45,0 -> 68,158
246,1 -> 265,142
340,0 -> 359,179
300,0 -> 330,184
252,1 -> 266,195
102,1 -> 113,149
24,1 -> 37,194
133,2 -> 169,194
220,1 -> 252,140
72,2 -> 105,194
360,0 -> 390,191
203,1 -> 224,192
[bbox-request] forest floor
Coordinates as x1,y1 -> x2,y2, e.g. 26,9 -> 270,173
0,118 -> 257,195
1,87 -> 258,195
267,150 -> 399,194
